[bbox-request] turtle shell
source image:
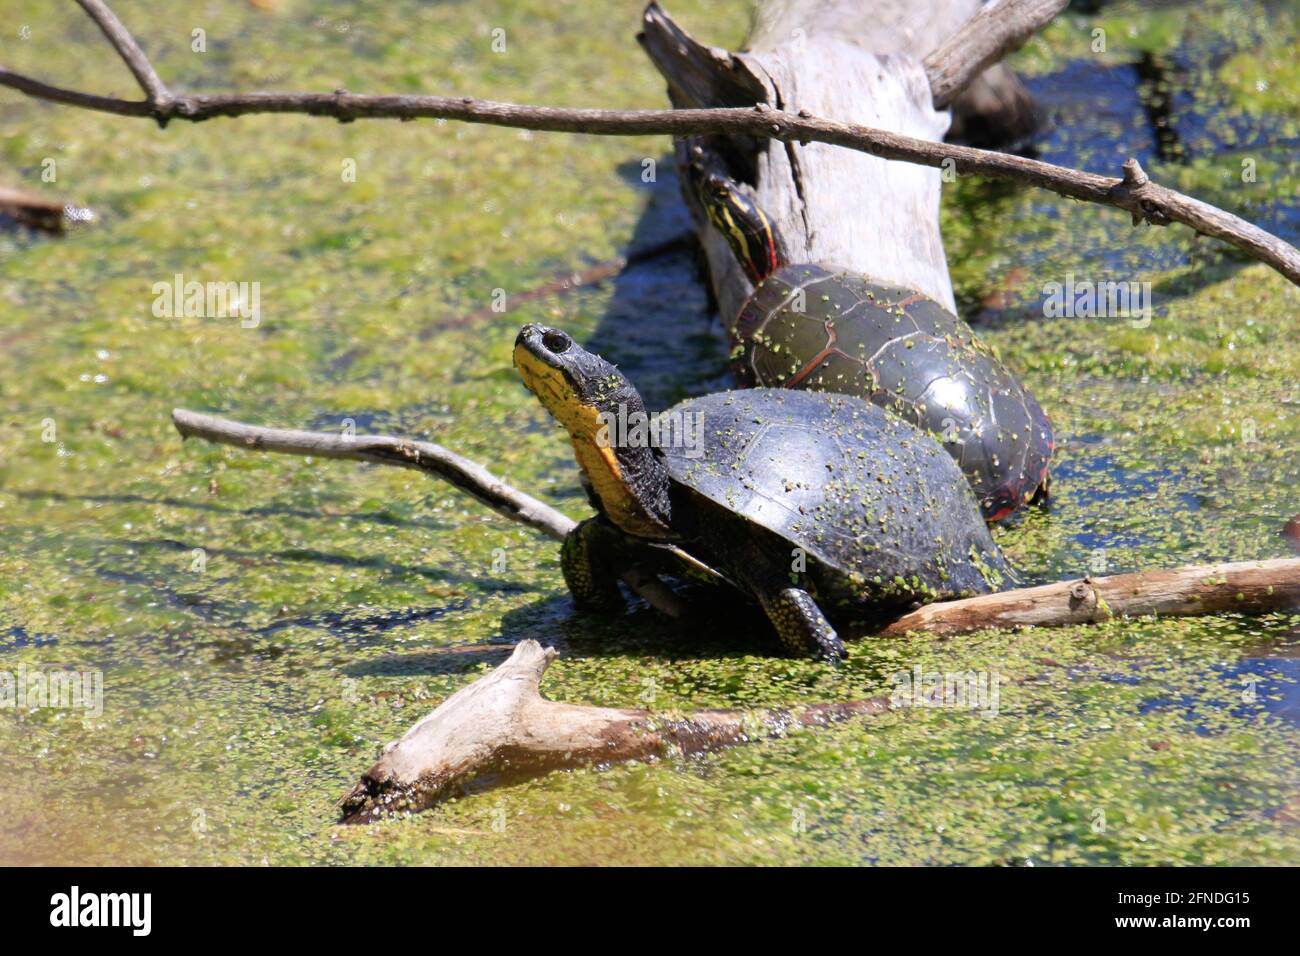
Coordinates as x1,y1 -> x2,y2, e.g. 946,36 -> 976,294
733,264 -> 1053,522
659,388 -> 1010,616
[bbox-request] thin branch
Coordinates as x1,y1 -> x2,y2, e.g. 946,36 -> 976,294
4,9 -> 1298,285
172,408 -> 572,540
170,409 -> 686,618
880,557 -> 1300,637
0,67 -> 151,116
339,639 -> 890,823
74,0 -> 170,109
0,184 -> 93,233
925,0 -> 1069,108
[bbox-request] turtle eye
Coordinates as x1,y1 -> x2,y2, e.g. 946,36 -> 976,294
541,330 -> 571,355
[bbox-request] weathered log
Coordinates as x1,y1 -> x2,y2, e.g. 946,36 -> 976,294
338,639 -> 890,824
640,0 -> 1065,322
341,556 -> 1300,821
642,0 -> 961,316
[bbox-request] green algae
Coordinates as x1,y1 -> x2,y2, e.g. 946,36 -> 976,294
1,0 -> 1298,865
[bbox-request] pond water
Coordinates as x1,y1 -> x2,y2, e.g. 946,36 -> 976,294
1,0 -> 1297,865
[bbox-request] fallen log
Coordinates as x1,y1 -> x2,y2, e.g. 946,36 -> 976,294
638,0 -> 1063,320
341,555 -> 1300,821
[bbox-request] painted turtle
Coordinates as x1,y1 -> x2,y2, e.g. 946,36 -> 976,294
692,167 -> 1054,522
514,323 -> 1011,661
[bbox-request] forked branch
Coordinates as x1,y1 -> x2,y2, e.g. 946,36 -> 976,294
3,2 -> 1298,284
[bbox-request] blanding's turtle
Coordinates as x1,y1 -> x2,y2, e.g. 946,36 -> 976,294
514,323 -> 1011,662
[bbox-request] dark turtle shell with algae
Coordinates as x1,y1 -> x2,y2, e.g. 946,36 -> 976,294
660,388 -> 1012,619
732,264 -> 1054,522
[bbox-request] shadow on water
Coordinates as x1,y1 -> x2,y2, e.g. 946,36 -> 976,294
9,488 -> 457,532
585,158 -> 731,412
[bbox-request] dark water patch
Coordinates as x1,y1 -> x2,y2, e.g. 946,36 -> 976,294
1049,451 -> 1202,555
91,566 -> 262,627
1137,659 -> 1300,733
0,625 -> 58,651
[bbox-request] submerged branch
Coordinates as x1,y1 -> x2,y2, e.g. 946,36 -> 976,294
338,639 -> 890,823
2,2 -> 1298,284
880,558 -> 1300,638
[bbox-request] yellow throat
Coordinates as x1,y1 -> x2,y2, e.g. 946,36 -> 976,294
513,344 -> 669,539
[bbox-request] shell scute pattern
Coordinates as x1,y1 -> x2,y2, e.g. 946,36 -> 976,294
660,389 -> 1010,615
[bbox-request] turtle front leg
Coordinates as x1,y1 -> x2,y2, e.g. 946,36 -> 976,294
756,586 -> 847,663
560,517 -> 630,612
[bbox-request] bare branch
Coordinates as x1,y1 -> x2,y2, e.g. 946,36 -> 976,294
169,409 -> 686,618
172,408 -> 571,540
0,66 -> 151,116
341,546 -> 1300,820
881,558 -> 1300,637
339,639 -> 889,823
74,0 -> 170,110
925,0 -> 1069,108
4,41 -> 1297,284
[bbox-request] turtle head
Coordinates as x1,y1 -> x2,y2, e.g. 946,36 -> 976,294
514,325 -> 672,538
690,165 -> 787,285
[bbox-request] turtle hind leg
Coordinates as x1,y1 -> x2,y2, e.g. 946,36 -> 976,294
560,517 -> 628,612
756,585 -> 846,663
